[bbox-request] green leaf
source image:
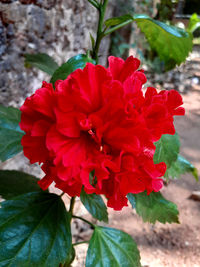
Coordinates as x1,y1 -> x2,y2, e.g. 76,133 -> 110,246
0,192 -> 72,267
25,53 -> 59,75
0,170 -> 43,200
133,14 -> 193,70
86,226 -> 141,267
50,54 -> 95,86
105,14 -> 132,27
63,246 -> 76,267
0,105 -> 24,162
80,189 -> 108,223
104,14 -> 192,70
131,191 -> 179,224
154,133 -> 180,168
127,193 -> 136,209
165,155 -> 199,181
90,33 -> 95,49
187,13 -> 200,34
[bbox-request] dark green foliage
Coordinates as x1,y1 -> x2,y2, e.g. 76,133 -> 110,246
86,226 -> 141,267
105,14 -> 132,27
133,14 -> 193,70
105,13 -> 192,71
0,105 -> 24,162
155,0 -> 178,21
154,133 -> 180,168
25,53 -> 59,75
129,191 -> 179,224
80,189 -> 108,223
165,155 -> 198,181
127,193 -> 136,209
0,170 -> 43,200
50,54 -> 95,86
0,192 -> 72,267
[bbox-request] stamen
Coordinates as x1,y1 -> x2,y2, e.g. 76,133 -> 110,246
88,129 -> 95,135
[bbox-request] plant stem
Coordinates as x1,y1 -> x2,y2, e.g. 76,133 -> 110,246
104,19 -> 133,36
69,197 -> 76,215
92,0 -> 109,63
72,215 -> 95,228
73,240 -> 89,246
88,0 -> 99,9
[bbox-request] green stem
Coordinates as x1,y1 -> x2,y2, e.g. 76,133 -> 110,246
72,215 -> 95,228
104,19 -> 133,36
69,197 -> 76,215
73,240 -> 89,246
92,0 -> 109,63
88,0 -> 99,9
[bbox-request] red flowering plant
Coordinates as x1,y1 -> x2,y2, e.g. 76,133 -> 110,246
20,56 -> 184,211
0,1 -> 198,266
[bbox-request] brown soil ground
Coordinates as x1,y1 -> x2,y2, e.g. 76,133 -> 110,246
70,79 -> 200,267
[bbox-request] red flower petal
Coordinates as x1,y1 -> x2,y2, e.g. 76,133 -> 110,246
21,135 -> 49,164
108,56 -> 140,82
20,56 -> 185,210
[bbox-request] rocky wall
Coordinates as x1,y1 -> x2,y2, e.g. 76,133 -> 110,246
0,0 -> 113,107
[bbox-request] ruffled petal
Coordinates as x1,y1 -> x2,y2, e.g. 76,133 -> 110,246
108,56 -> 140,83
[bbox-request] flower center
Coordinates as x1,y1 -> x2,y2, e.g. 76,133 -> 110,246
88,129 -> 96,136
80,118 -> 105,152
87,128 -> 101,147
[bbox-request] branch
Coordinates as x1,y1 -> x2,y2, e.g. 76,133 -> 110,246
73,240 -> 89,246
72,215 -> 95,228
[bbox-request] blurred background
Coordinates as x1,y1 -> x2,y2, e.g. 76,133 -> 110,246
0,1 -> 200,266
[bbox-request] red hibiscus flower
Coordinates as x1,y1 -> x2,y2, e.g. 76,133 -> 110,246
20,56 -> 185,210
